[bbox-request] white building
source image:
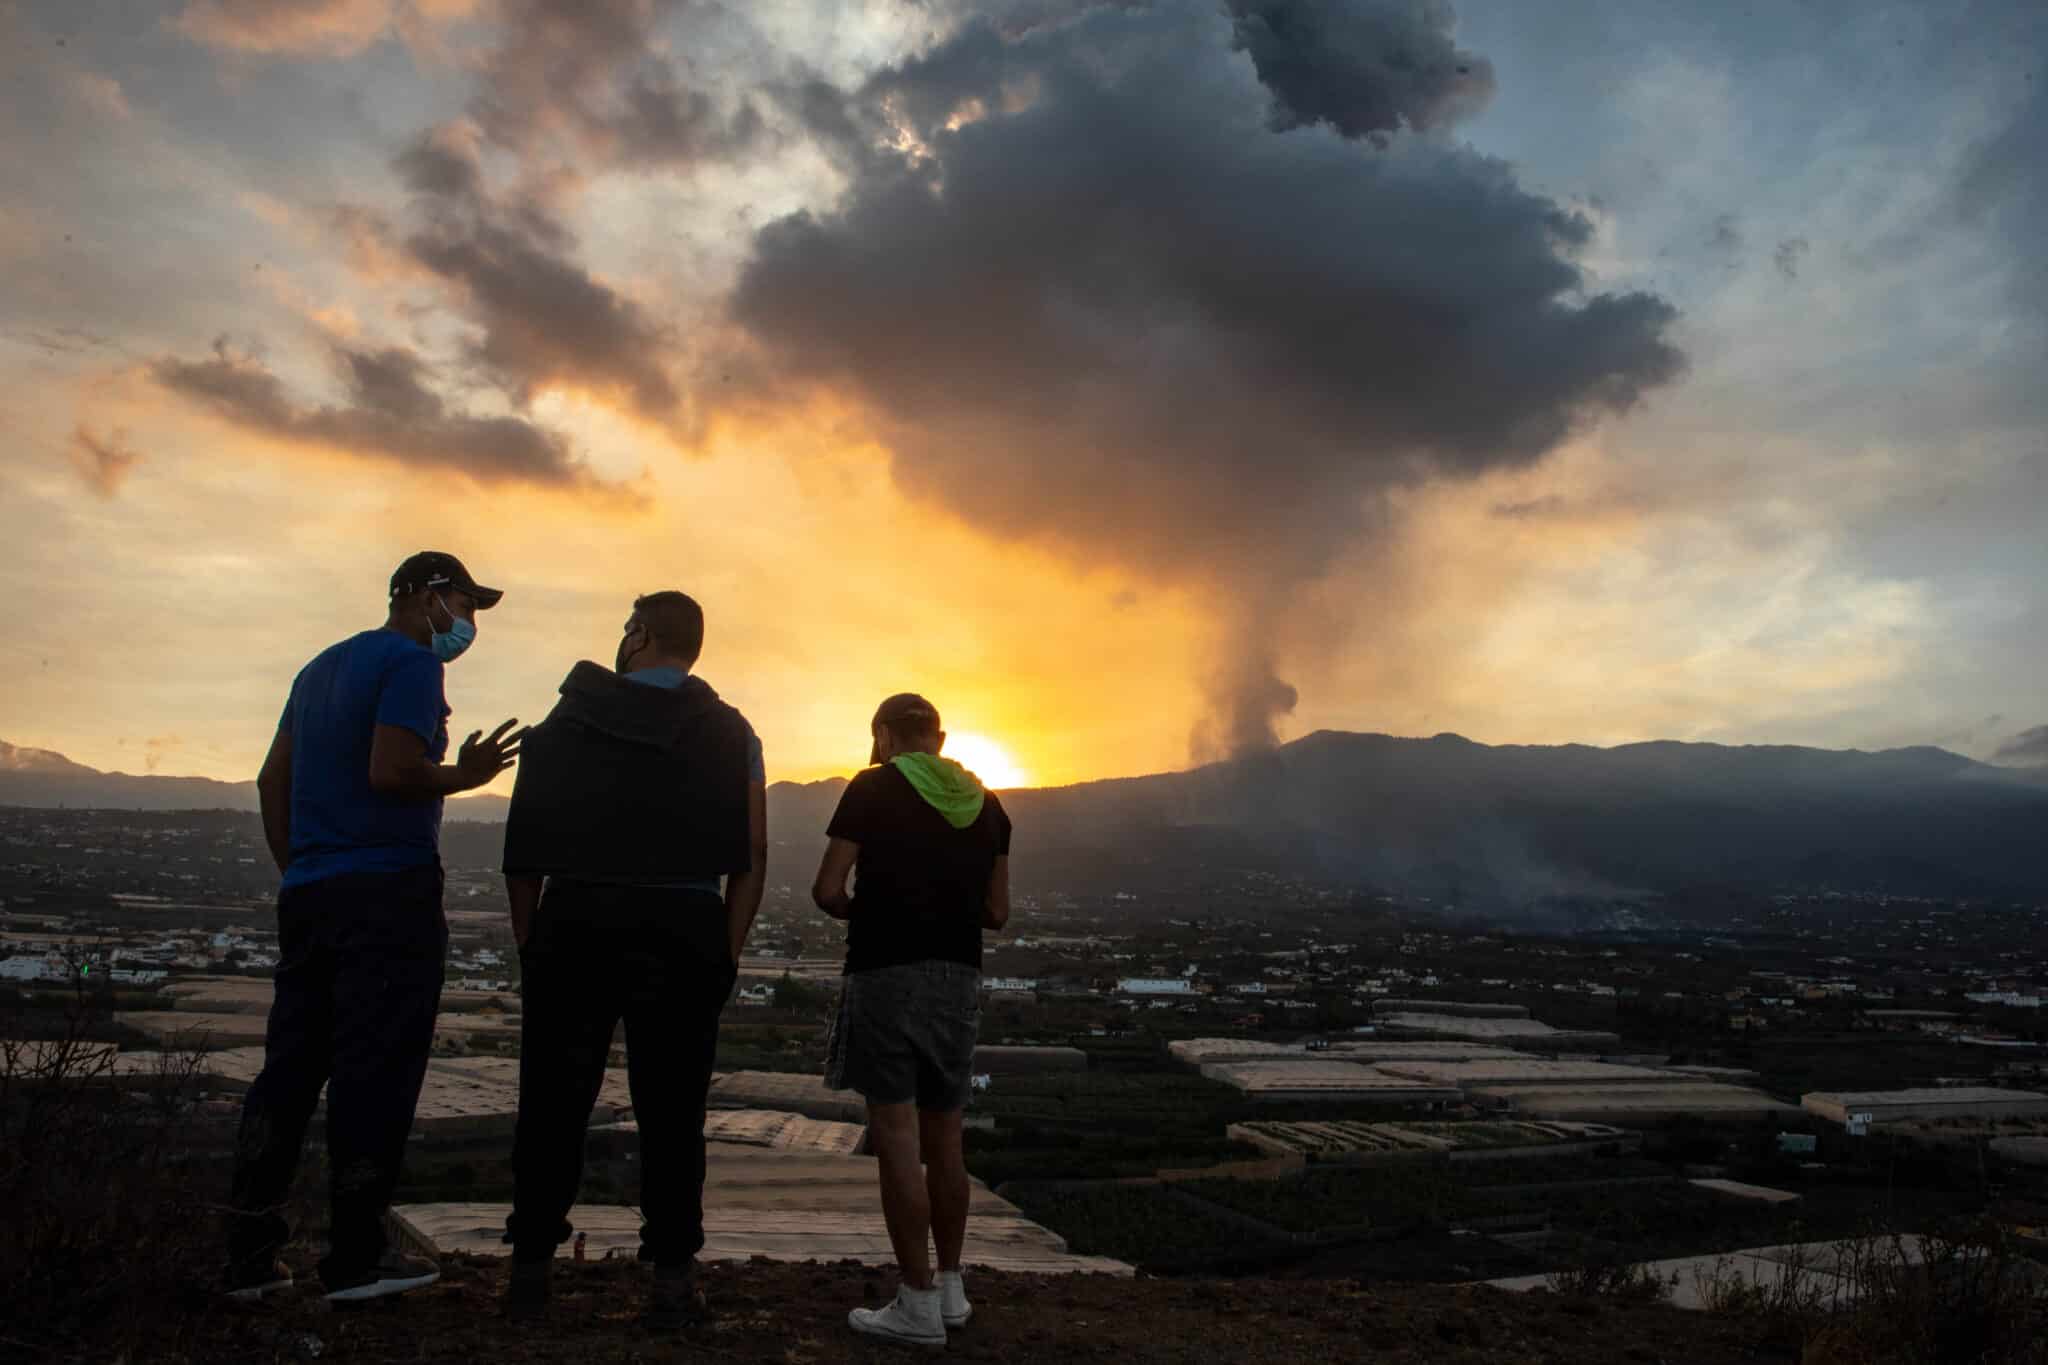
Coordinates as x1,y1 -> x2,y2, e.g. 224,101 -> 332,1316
0,957 -> 63,982
1117,978 -> 1195,996
983,977 -> 1039,993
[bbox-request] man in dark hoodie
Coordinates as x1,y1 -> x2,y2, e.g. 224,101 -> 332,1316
499,591 -> 767,1326
812,694 -> 1011,1348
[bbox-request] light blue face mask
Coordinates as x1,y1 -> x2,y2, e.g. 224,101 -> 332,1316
429,595 -> 476,663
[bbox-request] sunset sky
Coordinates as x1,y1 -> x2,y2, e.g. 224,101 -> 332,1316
3,0 -> 2043,794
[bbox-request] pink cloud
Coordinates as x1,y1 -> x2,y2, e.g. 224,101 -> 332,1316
172,0 -> 477,58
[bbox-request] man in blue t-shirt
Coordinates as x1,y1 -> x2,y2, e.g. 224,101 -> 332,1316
225,551 -> 524,1305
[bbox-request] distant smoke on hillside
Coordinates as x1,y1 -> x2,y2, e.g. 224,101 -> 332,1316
1995,724 -> 2048,766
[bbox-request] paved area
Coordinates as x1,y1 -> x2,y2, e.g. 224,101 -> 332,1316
1688,1178 -> 1802,1204
710,1069 -> 868,1122
392,1147 -> 1132,1275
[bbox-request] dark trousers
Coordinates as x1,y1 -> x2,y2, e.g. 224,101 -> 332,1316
227,864 -> 446,1277
506,881 -> 736,1264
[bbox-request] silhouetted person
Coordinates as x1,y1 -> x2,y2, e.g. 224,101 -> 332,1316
226,551 -> 521,1302
499,591 -> 767,1327
813,694 -> 1011,1347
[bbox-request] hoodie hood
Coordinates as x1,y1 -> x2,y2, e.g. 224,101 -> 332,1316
553,660 -> 727,750
890,752 -> 986,829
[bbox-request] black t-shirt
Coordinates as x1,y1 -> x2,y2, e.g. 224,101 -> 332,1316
826,764 -> 1012,973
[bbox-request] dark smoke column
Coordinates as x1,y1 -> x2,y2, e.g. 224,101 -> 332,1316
726,0 -> 1684,755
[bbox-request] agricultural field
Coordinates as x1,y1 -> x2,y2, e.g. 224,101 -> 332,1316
961,1068 -> 1264,1184
1008,1182 -> 1286,1270
1231,1117 -> 1631,1158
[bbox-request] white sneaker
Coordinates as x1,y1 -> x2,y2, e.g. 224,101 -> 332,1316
938,1270 -> 972,1328
849,1285 -> 946,1348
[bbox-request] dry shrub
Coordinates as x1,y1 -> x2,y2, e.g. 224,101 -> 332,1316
1693,1219 -> 2048,1365
1547,1257 -> 1677,1303
0,979 -> 228,1362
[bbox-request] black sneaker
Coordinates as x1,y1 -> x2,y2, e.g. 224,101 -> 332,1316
322,1249 -> 442,1303
643,1262 -> 708,1331
223,1255 -> 295,1302
504,1258 -> 550,1319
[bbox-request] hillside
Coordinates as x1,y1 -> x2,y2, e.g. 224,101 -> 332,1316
995,731 -> 2048,902
7,732 -> 2047,907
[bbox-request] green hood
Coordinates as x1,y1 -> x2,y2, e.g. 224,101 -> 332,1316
890,752 -> 986,829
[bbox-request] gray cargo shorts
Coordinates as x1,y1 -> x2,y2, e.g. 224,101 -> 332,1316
824,960 -> 980,1111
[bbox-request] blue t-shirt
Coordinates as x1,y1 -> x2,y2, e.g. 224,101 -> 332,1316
279,630 -> 450,888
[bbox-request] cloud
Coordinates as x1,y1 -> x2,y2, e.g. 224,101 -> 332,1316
1773,236 -> 1809,280
1995,724 -> 2048,766
1708,212 -> 1742,255
66,71 -> 132,121
152,336 -> 611,490
171,0 -> 475,57
392,137 -> 683,418
1491,496 -> 1568,521
1959,86 -> 2048,345
324,5 -> 775,434
319,117 -> 685,422
727,0 -> 1682,753
69,426 -> 144,498
393,117 -> 485,201
466,0 -> 765,171
1226,0 -> 1496,141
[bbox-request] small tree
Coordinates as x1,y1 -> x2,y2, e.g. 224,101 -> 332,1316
773,971 -> 835,1014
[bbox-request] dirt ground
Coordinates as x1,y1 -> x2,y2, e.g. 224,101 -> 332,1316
120,1255 -> 1795,1364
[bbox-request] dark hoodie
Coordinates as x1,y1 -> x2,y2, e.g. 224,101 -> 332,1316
501,661 -> 752,882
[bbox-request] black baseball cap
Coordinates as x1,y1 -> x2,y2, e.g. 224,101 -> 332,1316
389,551 -> 503,609
870,693 -> 941,764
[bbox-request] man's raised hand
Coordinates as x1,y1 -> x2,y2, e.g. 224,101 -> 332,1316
457,718 -> 526,790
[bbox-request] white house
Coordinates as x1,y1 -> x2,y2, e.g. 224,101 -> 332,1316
983,977 -> 1039,993
1117,978 -> 1195,996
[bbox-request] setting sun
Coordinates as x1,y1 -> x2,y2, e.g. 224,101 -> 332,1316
942,732 -> 1031,791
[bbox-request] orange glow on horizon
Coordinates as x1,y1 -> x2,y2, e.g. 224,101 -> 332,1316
942,731 -> 1031,790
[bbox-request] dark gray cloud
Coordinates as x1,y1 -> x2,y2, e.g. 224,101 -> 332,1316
69,426 -> 143,498
1773,237 -> 1809,280
373,122 -> 681,418
1708,213 -> 1742,255
1996,725 -> 2048,766
393,119 -> 483,201
405,216 -> 680,417
1960,86 -> 2048,325
1227,0 -> 1496,140
323,8 -> 717,429
729,0 -> 1682,753
153,337 -> 603,489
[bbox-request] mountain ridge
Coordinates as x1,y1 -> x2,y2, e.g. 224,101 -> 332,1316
6,732 -> 2044,904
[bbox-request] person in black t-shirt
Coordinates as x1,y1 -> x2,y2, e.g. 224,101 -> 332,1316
813,693 -> 1011,1348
